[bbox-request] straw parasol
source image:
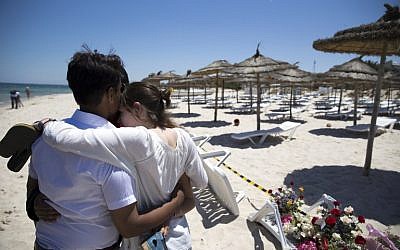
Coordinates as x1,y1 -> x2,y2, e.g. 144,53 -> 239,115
318,57 -> 378,125
227,45 -> 297,130
313,3 -> 400,176
175,71 -> 210,114
268,67 -> 315,119
192,60 -> 233,122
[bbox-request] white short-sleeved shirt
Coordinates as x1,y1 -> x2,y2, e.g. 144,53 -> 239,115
43,122 -> 208,250
29,110 -> 137,249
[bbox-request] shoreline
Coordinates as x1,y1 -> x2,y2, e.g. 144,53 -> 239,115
0,93 -> 399,249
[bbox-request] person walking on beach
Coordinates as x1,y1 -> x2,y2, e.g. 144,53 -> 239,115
9,90 -> 17,109
25,86 -> 31,99
39,82 -> 208,249
16,91 -> 24,108
27,49 -> 186,249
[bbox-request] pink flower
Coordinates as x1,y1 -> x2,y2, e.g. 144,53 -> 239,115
358,215 -> 365,223
297,240 -> 317,250
281,214 -> 293,224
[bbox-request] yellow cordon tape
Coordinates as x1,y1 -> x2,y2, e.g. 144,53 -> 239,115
201,147 -> 270,196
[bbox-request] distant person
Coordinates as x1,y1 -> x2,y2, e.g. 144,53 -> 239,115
9,90 -> 17,109
15,91 -> 23,108
25,86 -> 31,99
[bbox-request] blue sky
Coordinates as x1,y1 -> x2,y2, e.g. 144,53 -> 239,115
0,0 -> 398,85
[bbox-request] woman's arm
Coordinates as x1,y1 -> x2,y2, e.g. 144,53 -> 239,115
42,121 -> 152,174
111,189 -> 185,238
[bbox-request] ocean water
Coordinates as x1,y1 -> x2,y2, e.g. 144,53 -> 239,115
0,82 -> 71,107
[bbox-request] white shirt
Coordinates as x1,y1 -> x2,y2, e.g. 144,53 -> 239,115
29,110 -> 137,249
43,123 -> 208,250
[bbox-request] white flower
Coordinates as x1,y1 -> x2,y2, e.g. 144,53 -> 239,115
340,216 -> 352,225
283,223 -> 293,233
344,206 -> 354,214
316,206 -> 324,213
351,230 -> 359,237
332,233 -> 341,240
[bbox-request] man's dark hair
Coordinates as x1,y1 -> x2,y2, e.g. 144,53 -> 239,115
67,49 -> 127,106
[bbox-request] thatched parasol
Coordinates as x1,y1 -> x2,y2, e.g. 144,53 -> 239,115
142,71 -> 182,87
227,45 -> 297,130
175,71 -> 210,114
268,67 -> 314,119
319,57 -> 378,125
312,3 -> 400,176
192,60 -> 233,122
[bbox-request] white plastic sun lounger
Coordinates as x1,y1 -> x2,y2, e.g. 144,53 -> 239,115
248,194 -> 336,250
199,150 -> 245,216
231,121 -> 301,145
345,117 -> 397,133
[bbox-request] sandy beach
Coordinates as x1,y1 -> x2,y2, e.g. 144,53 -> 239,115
0,93 -> 399,249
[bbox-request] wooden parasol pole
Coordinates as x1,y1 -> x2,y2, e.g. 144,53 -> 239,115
364,52 -> 387,176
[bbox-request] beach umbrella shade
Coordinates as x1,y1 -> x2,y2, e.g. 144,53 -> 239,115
268,68 -> 315,119
313,3 -> 400,176
227,46 -> 297,130
318,57 -> 378,125
192,60 -> 233,122
176,72 -> 210,114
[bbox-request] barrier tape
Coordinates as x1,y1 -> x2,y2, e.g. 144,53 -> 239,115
201,146 -> 270,196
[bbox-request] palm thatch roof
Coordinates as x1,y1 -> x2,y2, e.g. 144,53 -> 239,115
193,60 -> 233,75
313,4 -> 400,56
319,57 -> 378,83
268,68 -> 315,84
228,54 -> 296,74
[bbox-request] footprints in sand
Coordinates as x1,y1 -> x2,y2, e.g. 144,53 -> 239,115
1,206 -> 17,230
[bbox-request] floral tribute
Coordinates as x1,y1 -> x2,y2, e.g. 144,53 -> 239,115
268,182 -> 369,250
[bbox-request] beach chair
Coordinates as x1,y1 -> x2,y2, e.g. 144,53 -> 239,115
248,194 -> 336,250
231,121 -> 301,145
345,117 -> 397,133
191,135 -> 211,147
199,150 -> 245,216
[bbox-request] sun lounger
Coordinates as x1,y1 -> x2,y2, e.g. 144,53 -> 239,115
248,194 -> 336,250
264,108 -> 305,120
191,135 -> 211,147
345,117 -> 397,133
199,149 -> 245,216
231,121 -> 301,145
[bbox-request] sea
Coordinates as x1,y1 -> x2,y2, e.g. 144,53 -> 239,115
0,82 -> 71,107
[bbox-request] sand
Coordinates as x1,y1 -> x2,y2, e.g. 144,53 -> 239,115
0,93 -> 399,249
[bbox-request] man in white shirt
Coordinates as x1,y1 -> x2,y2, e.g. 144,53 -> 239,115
28,50 -> 184,249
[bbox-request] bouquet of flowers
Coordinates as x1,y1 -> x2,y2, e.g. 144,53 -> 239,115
310,202 -> 367,249
268,181 -> 305,215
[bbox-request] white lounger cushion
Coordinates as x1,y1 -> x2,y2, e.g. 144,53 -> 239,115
345,117 -> 397,133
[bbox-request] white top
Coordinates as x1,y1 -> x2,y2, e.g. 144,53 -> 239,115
29,110 -> 137,249
43,122 -> 208,250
